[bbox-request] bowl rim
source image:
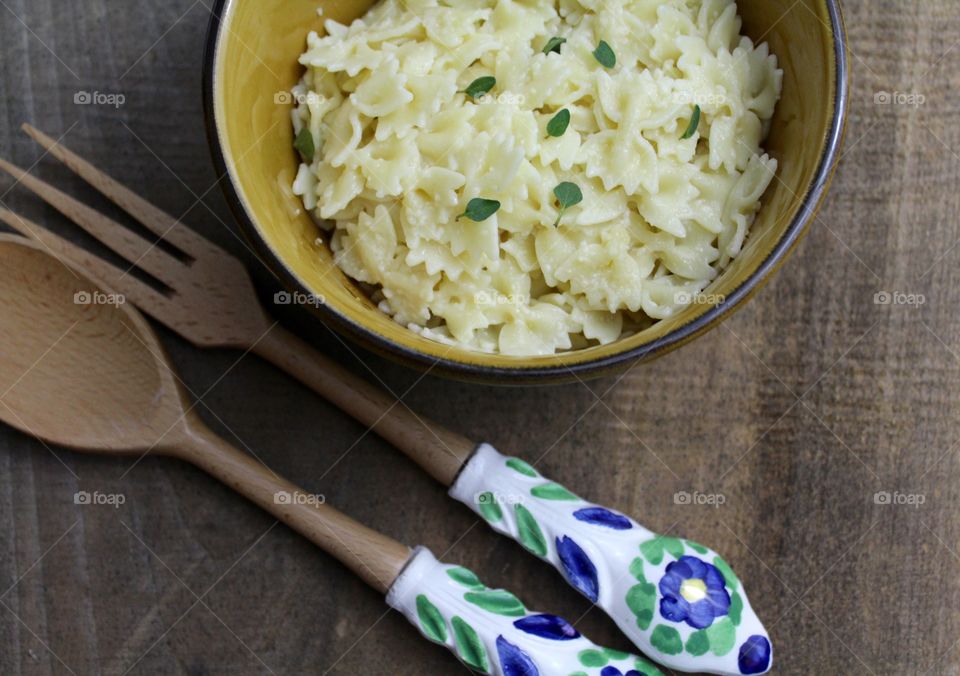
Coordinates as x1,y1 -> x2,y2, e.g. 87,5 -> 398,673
202,0 -> 850,382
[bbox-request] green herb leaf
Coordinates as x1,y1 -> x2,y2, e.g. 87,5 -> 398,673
542,36 -> 567,54
462,76 -> 496,99
554,182 -> 583,210
463,589 -> 526,616
546,109 -> 571,137
552,181 -> 583,226
681,104 -> 701,139
593,40 -> 616,68
457,197 -> 500,222
415,595 -> 447,643
294,128 -> 315,162
515,504 -> 547,556
452,616 -> 489,671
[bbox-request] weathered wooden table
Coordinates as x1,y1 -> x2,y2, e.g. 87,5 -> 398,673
0,1 -> 957,673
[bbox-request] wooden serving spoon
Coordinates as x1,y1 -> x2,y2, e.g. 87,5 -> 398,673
0,234 -> 664,676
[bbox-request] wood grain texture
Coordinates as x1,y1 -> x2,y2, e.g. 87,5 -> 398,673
0,0 -> 958,674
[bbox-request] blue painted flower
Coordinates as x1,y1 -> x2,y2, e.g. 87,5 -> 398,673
658,555 -> 730,629
573,507 -> 633,530
556,536 -> 599,602
738,635 -> 772,674
513,614 -> 581,640
599,667 -> 642,676
497,635 -> 540,676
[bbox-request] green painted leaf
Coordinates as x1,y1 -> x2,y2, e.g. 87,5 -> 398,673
463,76 -> 496,98
685,629 -> 710,656
729,591 -> 743,626
477,492 -> 503,523
569,672 -> 589,676
661,536 -> 685,561
625,581 -> 657,630
506,457 -> 538,477
542,36 -> 566,54
416,595 -> 447,643
515,504 -> 548,556
294,128 -> 315,162
629,557 -> 646,581
463,589 -> 526,617
602,648 -> 630,660
685,539 -> 709,554
681,104 -> 701,139
639,539 -> 664,564
650,625 -> 683,655
593,40 -> 616,68
634,657 -> 662,676
447,567 -> 485,590
457,197 -> 500,222
713,556 -> 739,591
530,482 -> 578,501
578,649 -> 608,667
706,617 -> 736,656
451,616 -> 489,671
546,109 -> 570,137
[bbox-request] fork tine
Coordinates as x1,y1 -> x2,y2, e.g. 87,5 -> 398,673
0,207 -> 174,314
21,123 -> 218,261
0,155 -> 187,289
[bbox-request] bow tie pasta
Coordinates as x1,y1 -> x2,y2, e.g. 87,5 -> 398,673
291,0 -> 782,356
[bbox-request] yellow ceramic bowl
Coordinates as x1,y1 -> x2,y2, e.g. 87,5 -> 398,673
203,0 -> 848,383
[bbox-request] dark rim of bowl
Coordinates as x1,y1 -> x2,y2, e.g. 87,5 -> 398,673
202,0 -> 849,381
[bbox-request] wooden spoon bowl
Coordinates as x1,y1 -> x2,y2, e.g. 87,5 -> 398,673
0,237 -> 188,453
0,234 -> 409,590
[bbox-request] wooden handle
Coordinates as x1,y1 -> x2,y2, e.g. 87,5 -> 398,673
172,418 -> 412,594
254,325 -> 476,486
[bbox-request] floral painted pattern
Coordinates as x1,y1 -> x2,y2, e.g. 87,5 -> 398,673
658,556 -> 731,629
448,445 -> 771,674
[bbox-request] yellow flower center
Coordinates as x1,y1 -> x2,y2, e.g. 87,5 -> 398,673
680,578 -> 708,603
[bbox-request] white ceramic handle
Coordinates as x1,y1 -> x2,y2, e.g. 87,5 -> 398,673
387,547 -> 664,676
449,444 -> 773,675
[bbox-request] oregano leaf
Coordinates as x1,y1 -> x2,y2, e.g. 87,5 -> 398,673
546,109 -> 570,137
463,76 -> 496,98
552,181 -> 583,226
294,128 -> 315,162
681,104 -> 701,139
542,36 -> 566,54
457,197 -> 500,222
593,40 -> 616,68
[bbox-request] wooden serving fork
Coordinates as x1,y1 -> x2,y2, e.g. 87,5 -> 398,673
0,234 -> 663,676
0,125 -> 772,675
